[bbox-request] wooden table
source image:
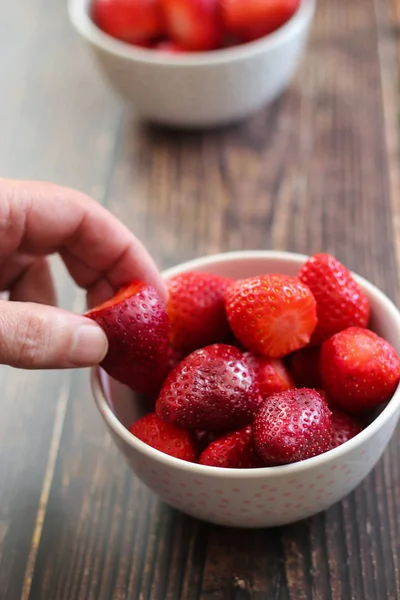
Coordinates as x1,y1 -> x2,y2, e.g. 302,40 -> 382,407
1,0 -> 400,598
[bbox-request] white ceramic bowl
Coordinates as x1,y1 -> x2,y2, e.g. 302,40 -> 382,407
68,0 -> 315,128
92,251 -> 400,528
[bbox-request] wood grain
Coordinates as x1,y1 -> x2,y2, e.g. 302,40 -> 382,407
1,0 -> 400,597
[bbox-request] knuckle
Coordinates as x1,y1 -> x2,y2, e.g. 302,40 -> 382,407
0,190 -> 27,253
16,311 -> 48,367
0,196 -> 13,241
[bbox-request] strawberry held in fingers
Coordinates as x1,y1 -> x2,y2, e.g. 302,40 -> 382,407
199,425 -> 261,468
129,413 -> 198,461
86,281 -> 170,395
320,327 -> 400,413
244,352 -> 294,398
161,0 -> 223,51
253,388 -> 332,465
298,253 -> 370,344
225,274 -> 317,358
156,344 -> 262,430
92,0 -> 165,43
167,271 -> 233,354
221,0 -> 300,42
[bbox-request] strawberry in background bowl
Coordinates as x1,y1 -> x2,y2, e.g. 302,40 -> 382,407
90,251 -> 400,528
90,0 -> 301,52
68,0 -> 315,127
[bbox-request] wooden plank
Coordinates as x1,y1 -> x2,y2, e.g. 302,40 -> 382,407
373,0 -> 400,598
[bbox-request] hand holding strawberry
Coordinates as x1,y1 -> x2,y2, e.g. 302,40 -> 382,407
0,180 -> 165,371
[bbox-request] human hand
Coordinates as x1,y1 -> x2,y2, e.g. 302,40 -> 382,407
0,179 -> 166,369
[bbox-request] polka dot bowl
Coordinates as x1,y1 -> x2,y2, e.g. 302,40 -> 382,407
91,251 -> 400,528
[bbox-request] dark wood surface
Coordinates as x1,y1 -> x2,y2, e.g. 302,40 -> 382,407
1,0 -> 400,598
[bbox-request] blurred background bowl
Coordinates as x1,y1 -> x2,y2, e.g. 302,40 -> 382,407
91,251 -> 400,528
68,0 -> 315,128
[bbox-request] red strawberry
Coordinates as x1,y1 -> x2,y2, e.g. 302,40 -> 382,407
167,271 -> 233,354
253,389 -> 332,465
221,0 -> 300,42
298,253 -> 370,344
129,413 -> 197,461
244,352 -> 294,398
320,327 -> 400,413
92,0 -> 165,43
86,281 -> 170,395
289,346 -> 322,389
330,410 -> 363,449
199,425 -> 261,468
225,274 -> 317,358
161,0 -> 222,51
156,344 -> 262,430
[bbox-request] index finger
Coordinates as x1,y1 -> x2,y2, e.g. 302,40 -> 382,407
0,179 -> 167,303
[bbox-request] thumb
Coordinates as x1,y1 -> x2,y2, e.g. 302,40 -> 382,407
0,300 -> 108,369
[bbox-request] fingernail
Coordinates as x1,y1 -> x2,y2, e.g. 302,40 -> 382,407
70,323 -> 108,366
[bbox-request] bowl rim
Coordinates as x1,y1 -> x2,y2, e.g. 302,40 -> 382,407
91,250 -> 400,479
68,0 -> 316,67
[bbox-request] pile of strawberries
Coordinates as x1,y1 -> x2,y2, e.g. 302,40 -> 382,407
87,253 -> 400,469
91,0 -> 300,53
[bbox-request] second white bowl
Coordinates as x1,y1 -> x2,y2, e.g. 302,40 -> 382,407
68,0 -> 315,128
